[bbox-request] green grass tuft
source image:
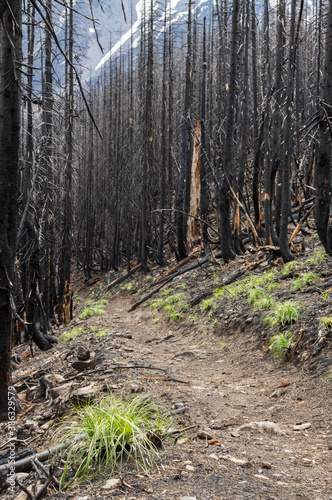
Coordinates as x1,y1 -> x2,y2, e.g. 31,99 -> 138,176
151,293 -> 186,322
281,261 -> 301,275
80,299 -> 108,319
290,271 -> 320,291
96,328 -> 108,337
53,395 -> 172,487
58,327 -> 86,343
268,331 -> 294,360
264,300 -> 302,327
318,316 -> 332,330
306,251 -> 327,265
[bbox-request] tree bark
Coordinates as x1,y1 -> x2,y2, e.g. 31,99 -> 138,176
0,0 -> 22,420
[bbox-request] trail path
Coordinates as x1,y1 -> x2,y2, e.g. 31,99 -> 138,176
80,295 -> 331,500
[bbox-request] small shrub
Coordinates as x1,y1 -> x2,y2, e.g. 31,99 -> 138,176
226,282 -> 244,297
264,300 -> 302,328
268,331 -> 294,360
121,282 -> 134,291
246,287 -> 266,305
152,293 -> 187,322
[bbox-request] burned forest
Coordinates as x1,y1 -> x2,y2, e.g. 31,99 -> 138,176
0,0 -> 331,498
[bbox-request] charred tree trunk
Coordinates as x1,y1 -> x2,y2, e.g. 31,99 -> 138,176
315,0 -> 332,253
0,0 -> 22,420
176,0 -> 192,260
217,0 -> 240,262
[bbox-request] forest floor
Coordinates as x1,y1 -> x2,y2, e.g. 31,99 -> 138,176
1,239 -> 332,500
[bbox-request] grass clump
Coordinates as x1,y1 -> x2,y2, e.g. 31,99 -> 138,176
318,316 -> 332,330
58,327 -> 86,343
200,297 -> 217,313
290,271 -> 320,291
281,261 -> 301,275
96,328 -> 108,337
253,296 -> 276,311
53,395 -> 171,487
151,292 -> 187,322
213,286 -> 225,298
306,251 -> 327,265
268,331 -> 294,360
264,300 -> 302,328
121,282 -> 134,291
80,299 -> 108,319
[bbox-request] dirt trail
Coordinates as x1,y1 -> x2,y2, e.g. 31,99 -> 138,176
3,292 -> 331,500
80,294 -> 332,500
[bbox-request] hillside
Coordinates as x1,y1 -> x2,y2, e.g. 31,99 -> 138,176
1,240 -> 331,499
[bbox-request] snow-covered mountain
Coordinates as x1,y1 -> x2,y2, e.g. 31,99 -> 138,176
75,0 -> 211,78
74,0 -> 314,79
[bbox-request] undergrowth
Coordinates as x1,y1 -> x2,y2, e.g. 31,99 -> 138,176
58,327 -> 87,343
152,292 -> 188,321
80,299 -> 108,319
53,395 -> 172,487
268,331 -> 294,360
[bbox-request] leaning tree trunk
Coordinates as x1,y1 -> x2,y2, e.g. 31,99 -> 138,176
0,0 -> 22,420
315,0 -> 332,253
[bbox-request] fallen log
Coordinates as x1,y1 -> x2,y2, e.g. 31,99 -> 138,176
107,264 -> 142,290
150,251 -> 223,288
0,434 -> 85,475
129,252 -> 223,311
186,257 -> 266,309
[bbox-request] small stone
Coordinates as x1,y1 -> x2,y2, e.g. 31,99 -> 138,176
50,382 -> 72,399
40,420 -> 53,430
197,429 -> 213,440
102,478 -> 120,489
254,474 -> 270,481
140,347 -> 153,355
24,420 -> 39,430
261,461 -> 272,469
185,464 -> 196,471
209,453 -> 219,460
174,402 -> 185,409
71,360 -> 95,372
76,497 -> 90,500
70,384 -> 97,404
179,497 -> 197,500
293,422 -> 311,431
176,437 -> 186,445
173,351 -> 197,359
77,346 -> 90,361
